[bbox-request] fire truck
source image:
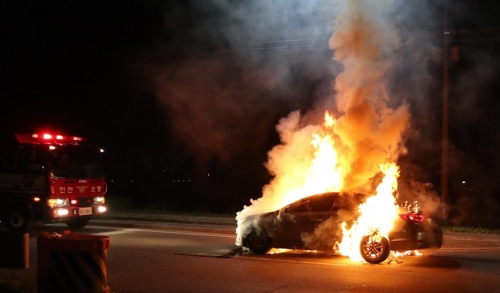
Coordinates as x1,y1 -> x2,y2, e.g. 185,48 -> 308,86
0,131 -> 108,232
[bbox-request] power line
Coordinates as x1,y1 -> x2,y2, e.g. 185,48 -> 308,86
161,26 -> 500,56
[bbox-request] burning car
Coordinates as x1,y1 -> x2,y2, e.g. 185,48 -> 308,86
236,192 -> 443,264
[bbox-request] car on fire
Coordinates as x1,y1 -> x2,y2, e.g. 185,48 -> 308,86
236,192 -> 443,264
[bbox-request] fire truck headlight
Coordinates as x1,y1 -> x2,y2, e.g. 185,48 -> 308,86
48,198 -> 69,208
93,197 -> 105,204
56,209 -> 69,216
97,206 -> 107,213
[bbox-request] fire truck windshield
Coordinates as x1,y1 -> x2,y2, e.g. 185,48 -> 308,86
48,145 -> 104,179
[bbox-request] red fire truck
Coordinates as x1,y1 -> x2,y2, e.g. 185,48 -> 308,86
0,131 -> 108,232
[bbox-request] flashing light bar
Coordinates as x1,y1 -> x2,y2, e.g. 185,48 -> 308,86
32,133 -> 83,142
15,133 -> 87,145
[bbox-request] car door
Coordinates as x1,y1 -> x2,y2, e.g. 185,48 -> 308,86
272,193 -> 338,248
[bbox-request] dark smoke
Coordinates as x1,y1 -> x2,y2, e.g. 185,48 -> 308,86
139,0 -> 500,227
139,0 -> 339,210
141,0 -> 339,167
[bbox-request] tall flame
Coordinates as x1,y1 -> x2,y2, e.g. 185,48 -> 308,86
309,112 -> 343,193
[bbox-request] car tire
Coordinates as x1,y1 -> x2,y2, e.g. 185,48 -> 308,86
66,217 -> 90,229
4,208 -> 31,233
360,235 -> 390,264
246,229 -> 272,254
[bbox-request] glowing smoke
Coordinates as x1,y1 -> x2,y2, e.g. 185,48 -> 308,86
236,0 -> 410,242
329,0 -> 409,191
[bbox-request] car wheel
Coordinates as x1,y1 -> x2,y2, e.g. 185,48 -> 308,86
4,208 -> 31,233
66,217 -> 90,229
246,229 -> 272,254
360,235 -> 390,264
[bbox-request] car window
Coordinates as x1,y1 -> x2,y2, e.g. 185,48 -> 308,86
288,194 -> 335,213
333,193 -> 368,209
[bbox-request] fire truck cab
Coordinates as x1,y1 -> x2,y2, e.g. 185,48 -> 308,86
0,132 -> 108,232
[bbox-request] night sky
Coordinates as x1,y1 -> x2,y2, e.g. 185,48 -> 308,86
2,1 -> 500,225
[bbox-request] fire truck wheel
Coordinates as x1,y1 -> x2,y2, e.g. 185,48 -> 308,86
4,208 -> 31,232
66,217 -> 90,229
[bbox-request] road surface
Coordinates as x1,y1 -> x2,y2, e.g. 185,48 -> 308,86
1,220 -> 499,293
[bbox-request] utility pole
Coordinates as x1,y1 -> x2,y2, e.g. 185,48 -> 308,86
441,0 -> 449,205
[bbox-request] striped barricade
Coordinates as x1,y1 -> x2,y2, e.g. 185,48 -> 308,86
37,230 -> 110,293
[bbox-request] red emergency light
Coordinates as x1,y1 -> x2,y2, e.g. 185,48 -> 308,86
32,133 -> 83,142
16,133 -> 85,144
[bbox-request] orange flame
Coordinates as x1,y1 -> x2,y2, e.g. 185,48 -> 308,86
337,163 -> 400,260
309,112 -> 343,192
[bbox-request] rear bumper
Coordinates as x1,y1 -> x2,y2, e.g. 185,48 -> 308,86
417,229 -> 443,249
389,221 -> 443,251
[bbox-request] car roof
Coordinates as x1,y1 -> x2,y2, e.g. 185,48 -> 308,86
283,191 -> 367,210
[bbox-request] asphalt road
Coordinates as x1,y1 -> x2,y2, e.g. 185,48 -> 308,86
1,218 -> 500,293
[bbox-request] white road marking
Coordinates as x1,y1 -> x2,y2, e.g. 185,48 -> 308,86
444,235 -> 500,243
235,255 -> 348,267
439,247 -> 500,251
87,224 -> 235,238
90,230 -> 133,236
